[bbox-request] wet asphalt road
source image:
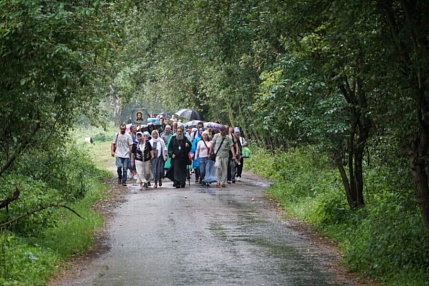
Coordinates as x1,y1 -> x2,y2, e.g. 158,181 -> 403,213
60,173 -> 354,286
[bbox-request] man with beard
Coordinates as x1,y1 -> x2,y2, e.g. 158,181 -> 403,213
167,125 -> 192,188
111,123 -> 134,186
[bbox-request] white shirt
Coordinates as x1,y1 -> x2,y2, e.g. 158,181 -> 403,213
150,138 -> 167,158
113,132 -> 133,158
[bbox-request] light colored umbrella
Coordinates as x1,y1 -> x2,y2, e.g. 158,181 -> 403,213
204,122 -> 222,130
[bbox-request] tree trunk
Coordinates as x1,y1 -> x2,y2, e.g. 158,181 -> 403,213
334,153 -> 355,207
337,75 -> 370,208
408,126 -> 429,229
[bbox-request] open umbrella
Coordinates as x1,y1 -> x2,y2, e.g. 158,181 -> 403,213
147,117 -> 161,125
175,108 -> 202,120
184,120 -> 205,128
204,122 -> 223,130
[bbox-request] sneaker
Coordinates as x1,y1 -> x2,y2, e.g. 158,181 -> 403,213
143,182 -> 148,189
118,179 -> 121,185
227,181 -> 232,184
122,182 -> 127,186
237,176 -> 241,181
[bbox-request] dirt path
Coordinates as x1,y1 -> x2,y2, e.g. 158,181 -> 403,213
49,171 -> 375,286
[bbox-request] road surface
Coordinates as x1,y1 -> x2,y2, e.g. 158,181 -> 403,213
50,172 -> 362,286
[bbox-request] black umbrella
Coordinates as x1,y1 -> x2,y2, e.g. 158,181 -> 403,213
174,108 -> 202,120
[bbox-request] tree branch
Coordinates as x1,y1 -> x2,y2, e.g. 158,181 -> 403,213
0,204 -> 85,228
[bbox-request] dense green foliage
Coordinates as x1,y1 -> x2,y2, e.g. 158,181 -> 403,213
1,0 -> 429,284
0,142 -> 109,285
247,147 -> 429,285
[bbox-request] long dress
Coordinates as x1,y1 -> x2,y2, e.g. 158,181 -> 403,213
203,159 -> 217,184
167,135 -> 191,187
150,138 -> 166,183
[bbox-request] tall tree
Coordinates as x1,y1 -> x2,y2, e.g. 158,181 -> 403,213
376,0 -> 429,228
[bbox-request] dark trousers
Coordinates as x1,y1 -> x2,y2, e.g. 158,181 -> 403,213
236,157 -> 244,177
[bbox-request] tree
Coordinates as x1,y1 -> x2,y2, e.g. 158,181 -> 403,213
376,0 -> 429,228
0,0 -> 122,175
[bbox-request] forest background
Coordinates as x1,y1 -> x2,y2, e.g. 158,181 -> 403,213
1,0 -> 429,285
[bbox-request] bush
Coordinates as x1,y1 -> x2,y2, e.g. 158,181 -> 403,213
0,138 -> 112,285
93,132 -> 109,142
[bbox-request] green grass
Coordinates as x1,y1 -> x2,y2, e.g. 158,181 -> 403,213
41,181 -> 105,257
0,179 -> 108,286
246,145 -> 429,286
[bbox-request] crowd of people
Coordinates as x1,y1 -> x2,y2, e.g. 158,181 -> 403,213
111,115 -> 249,190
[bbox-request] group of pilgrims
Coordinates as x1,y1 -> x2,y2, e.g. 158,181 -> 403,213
111,115 -> 249,190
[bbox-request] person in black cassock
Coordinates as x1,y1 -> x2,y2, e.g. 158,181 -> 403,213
167,125 -> 192,188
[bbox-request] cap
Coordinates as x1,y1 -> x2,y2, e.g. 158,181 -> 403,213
143,131 -> 150,136
165,125 -> 171,129
234,127 -> 240,132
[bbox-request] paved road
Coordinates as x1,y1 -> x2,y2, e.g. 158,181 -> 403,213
53,172 -> 356,286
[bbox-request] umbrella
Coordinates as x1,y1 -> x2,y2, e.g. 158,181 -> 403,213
147,118 -> 161,125
184,120 -> 205,128
204,122 -> 223,130
175,108 -> 202,120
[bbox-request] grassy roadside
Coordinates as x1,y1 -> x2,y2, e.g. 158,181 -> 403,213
245,145 -> 429,286
0,126 -> 118,286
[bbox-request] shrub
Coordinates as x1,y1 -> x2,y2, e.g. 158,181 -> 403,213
93,132 -> 108,142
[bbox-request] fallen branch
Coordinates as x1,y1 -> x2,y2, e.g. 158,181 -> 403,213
0,204 -> 85,228
0,187 -> 20,212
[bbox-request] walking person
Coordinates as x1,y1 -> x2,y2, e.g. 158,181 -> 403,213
227,126 -> 240,184
191,127 -> 203,183
150,130 -> 167,188
161,125 -> 173,172
195,130 -> 213,185
128,125 -> 138,180
234,127 -> 247,181
167,125 -> 192,188
210,126 -> 237,188
131,131 -> 154,190
111,124 -> 134,186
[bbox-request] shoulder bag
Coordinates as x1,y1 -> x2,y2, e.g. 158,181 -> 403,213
210,136 -> 225,162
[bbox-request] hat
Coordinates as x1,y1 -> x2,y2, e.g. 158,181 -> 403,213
202,130 -> 210,136
177,124 -> 185,130
234,127 -> 240,132
165,125 -> 171,129
136,132 -> 143,136
143,131 -> 150,136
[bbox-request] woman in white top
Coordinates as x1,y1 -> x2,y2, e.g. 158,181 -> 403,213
150,130 -> 167,188
195,131 -> 215,186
